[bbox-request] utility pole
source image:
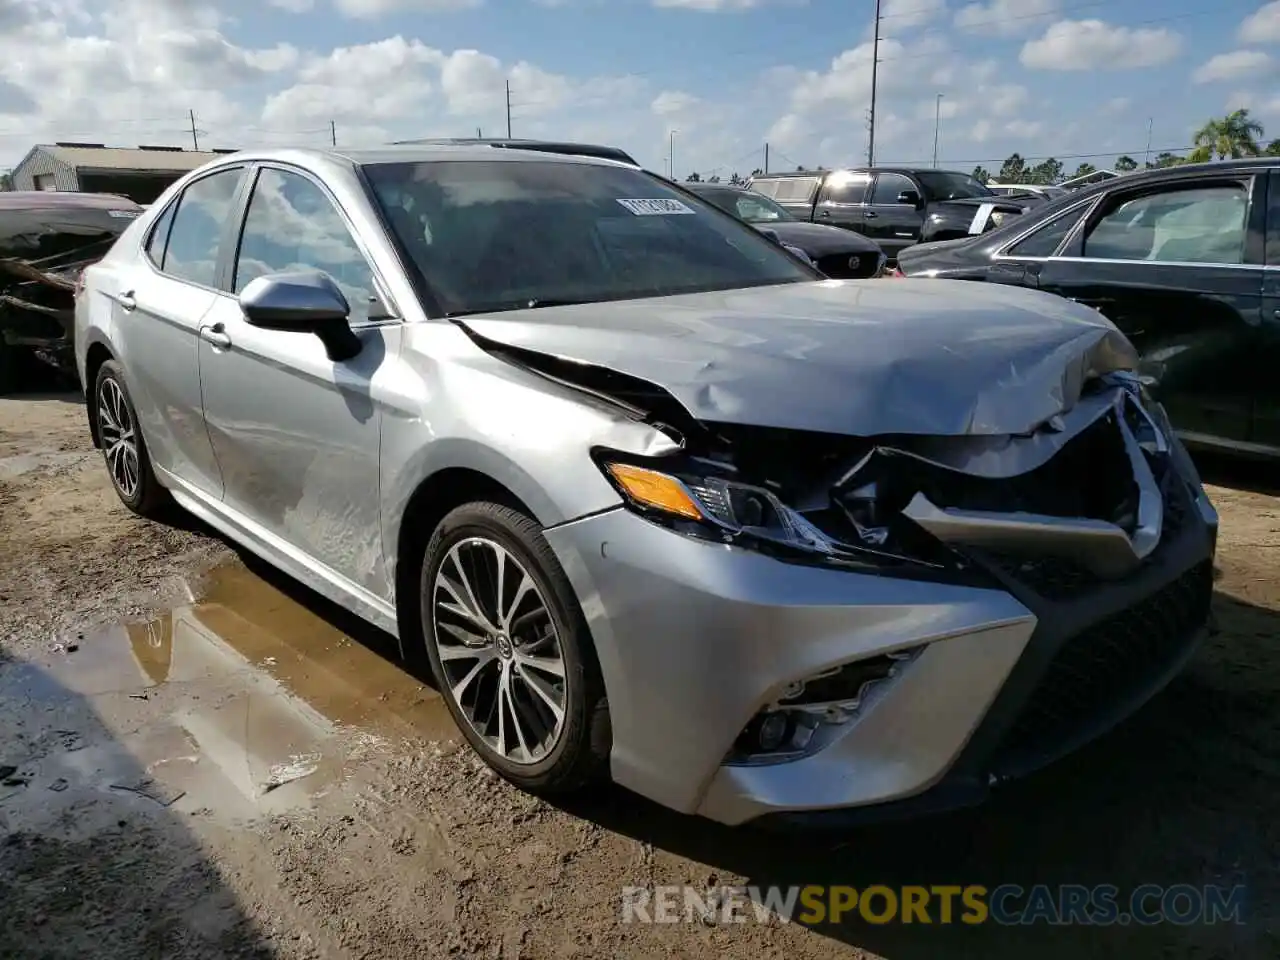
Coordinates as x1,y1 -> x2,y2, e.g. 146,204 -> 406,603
932,93 -> 943,167
505,80 -> 512,138
764,142 -> 769,173
477,126 -> 483,138
669,129 -> 677,180
189,109 -> 199,151
868,0 -> 882,166
330,120 -> 337,146
1144,116 -> 1153,168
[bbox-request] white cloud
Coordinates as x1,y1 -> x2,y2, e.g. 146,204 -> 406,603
333,0 -> 480,16
877,0 -> 946,35
652,0 -> 796,8
954,0 -> 1056,37
1021,19 -> 1183,70
1193,49 -> 1273,83
1102,96 -> 1131,115
269,0 -> 314,10
651,90 -> 700,116
1240,1 -> 1280,44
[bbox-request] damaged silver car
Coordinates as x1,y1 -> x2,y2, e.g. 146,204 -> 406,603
0,191 -> 142,394
74,146 -> 1219,825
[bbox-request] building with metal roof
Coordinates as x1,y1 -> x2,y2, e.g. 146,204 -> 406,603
9,143 -> 238,203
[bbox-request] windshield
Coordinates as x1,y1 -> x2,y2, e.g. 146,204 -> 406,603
364,160 -> 815,316
701,189 -> 794,223
915,171 -> 994,201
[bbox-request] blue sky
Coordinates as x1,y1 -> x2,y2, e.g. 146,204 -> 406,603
2,0 -> 1279,177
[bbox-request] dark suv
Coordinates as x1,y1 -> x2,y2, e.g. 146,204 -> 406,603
746,167 -> 1045,260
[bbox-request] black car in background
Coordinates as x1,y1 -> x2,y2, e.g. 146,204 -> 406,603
895,158 -> 1280,458
0,191 -> 142,393
745,167 -> 1043,260
685,182 -> 886,279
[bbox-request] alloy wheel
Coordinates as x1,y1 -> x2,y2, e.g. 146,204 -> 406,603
97,376 -> 140,500
430,536 -> 568,765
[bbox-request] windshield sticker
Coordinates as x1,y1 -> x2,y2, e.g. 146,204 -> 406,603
967,203 -> 995,235
616,198 -> 696,216
108,210 -> 140,219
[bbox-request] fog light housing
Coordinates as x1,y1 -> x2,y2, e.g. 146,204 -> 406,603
725,646 -> 925,766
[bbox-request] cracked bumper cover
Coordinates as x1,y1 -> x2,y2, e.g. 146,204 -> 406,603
543,469 -> 1217,826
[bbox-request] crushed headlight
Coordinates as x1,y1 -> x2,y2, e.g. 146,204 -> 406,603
603,461 -> 837,555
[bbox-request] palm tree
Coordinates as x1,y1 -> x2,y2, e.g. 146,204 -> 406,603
1192,109 -> 1265,160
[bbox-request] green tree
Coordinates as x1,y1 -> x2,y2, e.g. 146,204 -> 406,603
1029,157 -> 1063,184
971,165 -> 990,183
1192,108 -> 1264,160
729,172 -> 745,185
750,167 -> 764,177
1267,140 -> 1280,157
997,153 -> 1026,182
1147,151 -> 1186,168
1114,155 -> 1137,172
707,174 -> 721,183
685,172 -> 701,182
1070,162 -> 1097,180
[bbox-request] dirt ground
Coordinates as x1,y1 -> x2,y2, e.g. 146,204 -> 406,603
1,391 -> 1278,960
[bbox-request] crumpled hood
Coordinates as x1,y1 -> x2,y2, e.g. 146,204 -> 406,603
459,278 -> 1138,437
760,220 -> 883,257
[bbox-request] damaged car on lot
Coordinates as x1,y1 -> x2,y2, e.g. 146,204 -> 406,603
75,146 -> 1218,825
0,191 -> 142,393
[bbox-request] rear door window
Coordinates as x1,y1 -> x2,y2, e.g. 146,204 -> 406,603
160,169 -> 244,287
1082,183 -> 1249,264
818,172 -> 871,205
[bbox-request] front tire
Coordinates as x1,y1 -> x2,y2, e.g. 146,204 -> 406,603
94,360 -> 170,518
420,502 -> 610,794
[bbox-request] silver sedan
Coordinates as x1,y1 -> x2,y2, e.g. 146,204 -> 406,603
74,146 -> 1218,825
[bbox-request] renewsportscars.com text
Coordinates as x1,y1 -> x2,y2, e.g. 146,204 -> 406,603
619,883 -> 1247,927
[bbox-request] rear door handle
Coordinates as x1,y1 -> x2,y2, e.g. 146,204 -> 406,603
199,323 -> 232,350
819,210 -> 832,218
117,291 -> 136,312
864,211 -> 878,219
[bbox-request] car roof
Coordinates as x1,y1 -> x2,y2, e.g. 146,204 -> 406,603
199,144 -> 636,172
749,166 -> 976,179
0,190 -> 140,211
390,138 -> 638,165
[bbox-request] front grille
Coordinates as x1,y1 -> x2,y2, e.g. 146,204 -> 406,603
995,559 -> 1213,767
975,470 -> 1194,601
816,252 -> 881,279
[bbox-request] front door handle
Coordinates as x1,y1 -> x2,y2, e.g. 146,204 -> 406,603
199,323 -> 232,350
117,291 -> 136,312
819,209 -> 832,218
864,210 -> 878,219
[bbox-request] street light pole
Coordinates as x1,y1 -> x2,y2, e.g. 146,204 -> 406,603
932,93 -> 943,168
669,129 -> 677,181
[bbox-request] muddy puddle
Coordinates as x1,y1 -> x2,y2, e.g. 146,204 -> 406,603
0,562 -> 456,835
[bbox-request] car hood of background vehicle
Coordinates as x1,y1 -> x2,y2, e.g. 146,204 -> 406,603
758,221 -> 883,256
458,278 -> 1138,438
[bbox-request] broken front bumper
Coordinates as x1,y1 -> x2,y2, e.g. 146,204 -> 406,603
543,451 -> 1217,826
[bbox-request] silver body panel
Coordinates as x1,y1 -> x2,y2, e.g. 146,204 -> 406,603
74,146 -> 1218,824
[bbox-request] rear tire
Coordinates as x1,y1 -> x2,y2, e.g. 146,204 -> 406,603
419,501 -> 610,794
93,360 -> 171,519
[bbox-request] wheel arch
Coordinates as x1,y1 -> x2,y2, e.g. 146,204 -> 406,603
392,466 -> 538,649
83,339 -> 116,448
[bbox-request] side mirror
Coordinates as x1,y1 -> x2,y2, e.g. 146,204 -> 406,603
757,227 -> 783,244
239,269 -> 361,362
897,189 -> 923,208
